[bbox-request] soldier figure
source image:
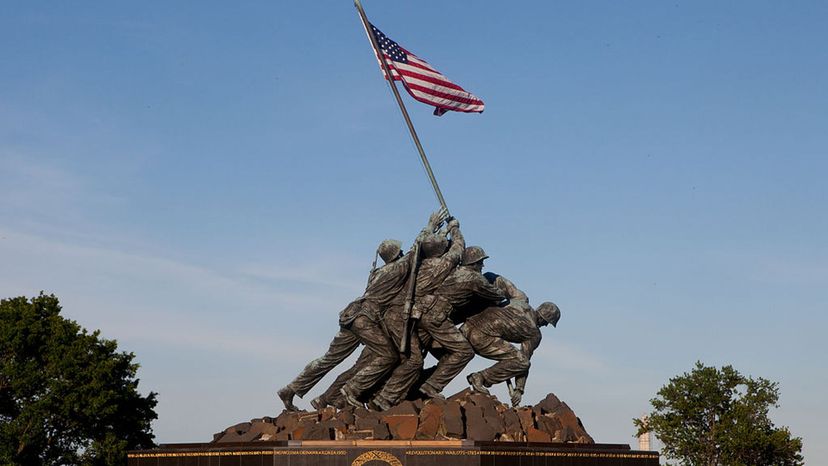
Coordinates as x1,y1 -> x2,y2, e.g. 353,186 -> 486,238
365,217 -> 463,408
277,212 -> 444,411
378,236 -> 506,404
415,244 -> 507,399
461,266 -> 561,407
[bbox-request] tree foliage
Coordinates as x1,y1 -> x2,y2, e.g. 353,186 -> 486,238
635,361 -> 803,466
0,294 -> 158,465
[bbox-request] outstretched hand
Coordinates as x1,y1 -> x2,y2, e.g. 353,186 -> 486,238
427,211 -> 442,231
428,207 -> 450,232
510,389 -> 523,408
437,206 -> 450,223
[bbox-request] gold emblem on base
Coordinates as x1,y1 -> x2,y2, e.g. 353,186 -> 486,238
351,450 -> 403,466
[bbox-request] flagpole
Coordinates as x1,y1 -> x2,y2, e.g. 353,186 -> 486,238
353,0 -> 450,215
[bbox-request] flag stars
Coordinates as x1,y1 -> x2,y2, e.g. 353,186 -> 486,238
367,22 -> 484,113
371,23 -> 407,63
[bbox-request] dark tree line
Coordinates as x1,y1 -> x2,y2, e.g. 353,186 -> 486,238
1,294 -> 157,465
635,361 -> 803,466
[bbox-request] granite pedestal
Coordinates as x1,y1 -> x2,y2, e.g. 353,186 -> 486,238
128,440 -> 658,466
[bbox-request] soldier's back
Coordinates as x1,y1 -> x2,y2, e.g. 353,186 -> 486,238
415,256 -> 453,297
438,267 -> 503,309
465,303 -> 538,343
364,254 -> 411,307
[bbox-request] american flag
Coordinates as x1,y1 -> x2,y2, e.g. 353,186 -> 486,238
370,23 -> 485,116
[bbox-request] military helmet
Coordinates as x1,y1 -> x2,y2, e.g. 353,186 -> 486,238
462,246 -> 489,266
377,239 -> 403,263
536,302 -> 561,327
420,234 -> 449,258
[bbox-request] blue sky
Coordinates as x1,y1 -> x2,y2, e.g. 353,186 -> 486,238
1,1 -> 826,461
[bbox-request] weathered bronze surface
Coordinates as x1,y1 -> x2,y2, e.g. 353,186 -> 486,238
279,212 -> 561,414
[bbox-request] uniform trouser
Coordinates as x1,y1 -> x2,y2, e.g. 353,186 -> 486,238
318,348 -> 372,407
341,315 -> 399,397
287,326 -> 360,397
462,326 -> 530,386
418,306 -> 474,392
371,308 -> 425,406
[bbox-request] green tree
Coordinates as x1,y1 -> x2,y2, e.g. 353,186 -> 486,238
634,361 -> 803,466
0,294 -> 158,465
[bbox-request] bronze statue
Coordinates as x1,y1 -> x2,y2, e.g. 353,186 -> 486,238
399,235 -> 507,402
277,215 -> 562,412
462,269 -> 561,407
277,212 -> 444,411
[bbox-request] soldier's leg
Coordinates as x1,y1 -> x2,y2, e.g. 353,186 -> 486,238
465,328 -> 530,387
419,309 -> 474,396
315,347 -> 374,409
314,364 -> 356,409
401,329 -> 437,400
341,315 -> 399,401
371,316 -> 425,409
282,328 -> 360,397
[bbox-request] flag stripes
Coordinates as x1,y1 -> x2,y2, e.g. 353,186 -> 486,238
370,24 -> 485,116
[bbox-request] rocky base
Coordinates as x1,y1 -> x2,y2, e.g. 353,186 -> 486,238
213,390 -> 594,444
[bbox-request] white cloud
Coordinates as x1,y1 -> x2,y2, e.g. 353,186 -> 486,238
0,228 -> 352,357
0,151 -> 125,228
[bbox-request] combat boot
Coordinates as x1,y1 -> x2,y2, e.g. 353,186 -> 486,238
419,383 -> 446,401
367,396 -> 391,412
340,385 -> 365,409
310,396 -> 328,411
467,372 -> 490,395
277,386 -> 299,411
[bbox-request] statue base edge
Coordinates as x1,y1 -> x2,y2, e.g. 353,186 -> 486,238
128,440 -> 659,465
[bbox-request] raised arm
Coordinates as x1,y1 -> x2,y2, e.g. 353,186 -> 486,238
413,209 -> 448,246
442,218 -> 465,266
511,333 -> 541,406
471,272 -> 507,305
484,272 -> 529,302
